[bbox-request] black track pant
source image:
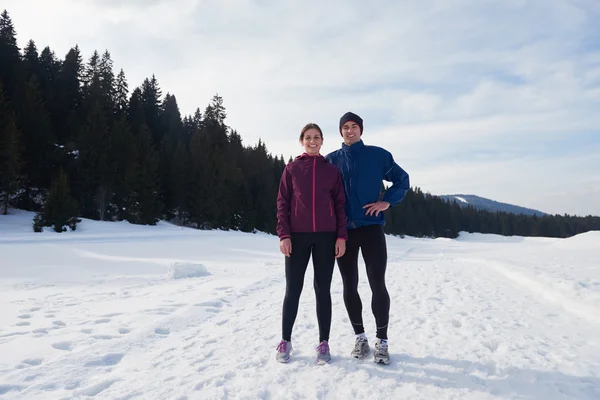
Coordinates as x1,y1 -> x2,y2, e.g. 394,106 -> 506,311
281,232 -> 337,343
337,224 -> 390,339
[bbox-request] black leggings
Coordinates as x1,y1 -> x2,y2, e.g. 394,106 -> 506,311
281,232 -> 337,343
337,224 -> 390,339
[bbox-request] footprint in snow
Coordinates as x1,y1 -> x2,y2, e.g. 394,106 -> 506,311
16,321 -> 30,327
451,319 -> 463,328
118,328 -> 130,334
15,358 -> 43,370
481,340 -> 500,352
93,318 -> 111,324
22,358 -> 42,366
0,384 -> 23,395
194,301 -> 224,308
52,341 -> 73,351
73,379 -> 118,397
17,314 -> 32,319
155,327 -> 170,335
84,353 -> 124,367
163,303 -> 188,307
93,335 -> 115,340
145,307 -> 176,316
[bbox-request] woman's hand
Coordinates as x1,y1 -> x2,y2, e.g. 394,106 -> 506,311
280,238 -> 292,257
335,238 -> 346,258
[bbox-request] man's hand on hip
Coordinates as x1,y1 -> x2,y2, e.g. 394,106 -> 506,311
363,201 -> 390,216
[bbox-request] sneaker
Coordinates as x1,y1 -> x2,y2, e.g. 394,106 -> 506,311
351,334 -> 370,359
315,340 -> 331,365
276,340 -> 292,363
374,338 -> 390,365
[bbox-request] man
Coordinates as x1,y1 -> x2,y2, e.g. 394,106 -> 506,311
325,111 -> 409,365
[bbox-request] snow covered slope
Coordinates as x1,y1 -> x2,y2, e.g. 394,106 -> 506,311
439,194 -> 547,216
1,211 -> 599,399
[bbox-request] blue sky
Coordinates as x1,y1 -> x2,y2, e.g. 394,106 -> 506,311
4,0 -> 600,216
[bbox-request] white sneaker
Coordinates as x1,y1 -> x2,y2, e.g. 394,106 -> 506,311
374,338 -> 390,365
276,340 -> 292,363
316,340 -> 331,365
351,334 -> 370,359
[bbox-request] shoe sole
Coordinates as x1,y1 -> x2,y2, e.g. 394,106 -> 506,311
374,357 -> 391,365
276,350 -> 292,363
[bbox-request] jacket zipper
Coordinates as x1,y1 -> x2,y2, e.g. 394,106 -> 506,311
329,200 -> 333,217
312,157 -> 316,231
295,198 -> 298,217
346,153 -> 354,228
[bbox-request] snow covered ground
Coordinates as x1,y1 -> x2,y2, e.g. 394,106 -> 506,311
1,209 -> 599,399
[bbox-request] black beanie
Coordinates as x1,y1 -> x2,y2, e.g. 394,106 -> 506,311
339,112 -> 363,135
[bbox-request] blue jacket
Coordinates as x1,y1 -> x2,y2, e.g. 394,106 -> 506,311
326,140 -> 410,230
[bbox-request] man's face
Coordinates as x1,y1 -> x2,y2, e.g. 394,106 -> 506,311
341,121 -> 361,146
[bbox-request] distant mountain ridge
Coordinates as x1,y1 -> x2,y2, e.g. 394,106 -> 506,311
438,194 -> 547,216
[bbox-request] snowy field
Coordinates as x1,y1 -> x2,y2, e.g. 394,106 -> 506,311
1,209 -> 599,400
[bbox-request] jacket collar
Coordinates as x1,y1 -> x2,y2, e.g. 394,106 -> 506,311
341,139 -> 365,153
296,153 -> 326,161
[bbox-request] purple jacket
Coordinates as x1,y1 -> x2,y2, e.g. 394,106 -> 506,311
277,153 -> 347,240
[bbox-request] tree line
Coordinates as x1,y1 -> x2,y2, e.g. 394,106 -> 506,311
0,9 -> 283,233
383,187 -> 600,238
1,9 -> 598,238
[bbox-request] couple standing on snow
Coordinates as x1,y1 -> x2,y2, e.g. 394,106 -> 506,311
275,112 -> 410,365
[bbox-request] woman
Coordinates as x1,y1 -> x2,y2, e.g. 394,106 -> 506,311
275,123 -> 347,365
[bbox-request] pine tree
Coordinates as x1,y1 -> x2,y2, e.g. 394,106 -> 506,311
99,50 -> 115,111
0,10 -> 21,99
228,130 -> 246,230
76,100 -> 113,220
55,46 -> 84,144
0,88 -> 23,214
141,75 -> 162,145
201,94 -> 232,228
158,93 -> 183,218
204,94 -> 226,125
181,107 -> 201,147
128,124 -> 163,225
22,40 -> 40,81
187,124 -> 210,228
192,108 -> 202,131
111,115 -> 136,221
33,169 -> 80,232
83,50 -> 100,89
128,87 -> 145,134
14,75 -> 56,209
170,141 -> 190,223
38,47 -> 59,99
115,69 -> 128,115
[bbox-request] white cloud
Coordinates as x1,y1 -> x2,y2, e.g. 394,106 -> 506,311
4,0 -> 600,215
